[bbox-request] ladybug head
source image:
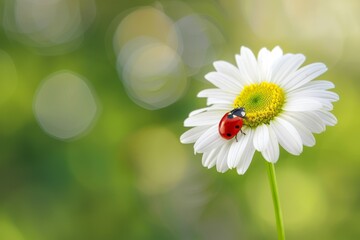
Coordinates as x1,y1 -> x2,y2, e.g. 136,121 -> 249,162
231,107 -> 246,118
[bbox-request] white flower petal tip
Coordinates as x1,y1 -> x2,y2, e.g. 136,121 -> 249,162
283,63 -> 328,91
194,125 -> 227,154
272,118 -> 303,155
204,72 -> 241,93
184,111 -> 223,127
236,167 -> 248,175
272,46 -> 283,53
253,124 -> 270,151
180,46 -> 337,175
261,126 -> 280,163
236,147 -> 255,175
180,126 -> 208,144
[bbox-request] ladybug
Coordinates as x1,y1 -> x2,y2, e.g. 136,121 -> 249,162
218,107 -> 246,141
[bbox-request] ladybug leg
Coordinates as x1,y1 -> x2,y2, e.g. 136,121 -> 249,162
240,129 -> 246,135
235,134 -> 238,142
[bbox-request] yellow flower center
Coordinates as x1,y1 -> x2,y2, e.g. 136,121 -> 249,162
233,82 -> 285,128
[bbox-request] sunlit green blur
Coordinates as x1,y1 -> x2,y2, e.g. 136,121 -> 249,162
0,0 -> 359,239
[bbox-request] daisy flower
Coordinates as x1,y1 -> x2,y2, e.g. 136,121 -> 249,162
180,46 -> 338,175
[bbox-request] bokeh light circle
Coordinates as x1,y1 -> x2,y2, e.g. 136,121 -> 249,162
174,14 -> 225,75
34,71 -> 99,140
118,40 -> 187,110
3,0 -> 96,55
113,6 -> 180,56
112,4 -> 225,109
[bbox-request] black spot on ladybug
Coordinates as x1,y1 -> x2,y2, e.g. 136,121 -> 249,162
235,125 -> 240,129
226,133 -> 232,137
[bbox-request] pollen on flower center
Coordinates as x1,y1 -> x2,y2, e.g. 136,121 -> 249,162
233,82 -> 285,127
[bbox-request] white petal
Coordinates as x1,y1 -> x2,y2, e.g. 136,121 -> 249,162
283,98 -> 323,112
314,110 -> 338,126
184,111 -> 223,127
207,97 -> 233,105
227,128 -> 253,168
257,47 -> 271,62
189,104 -> 231,117
286,111 -> 326,133
271,54 -> 306,85
257,47 -> 272,81
213,61 -> 246,87
197,89 -> 235,98
321,102 -> 334,111
271,117 -> 303,155
261,126 -> 280,163
287,90 -> 339,102
216,142 -> 231,173
258,46 -> 284,82
281,114 -> 316,147
271,46 -> 283,59
235,57 -> 252,85
293,80 -> 335,91
180,126 -> 209,144
194,125 -> 226,153
205,72 -> 242,93
197,89 -> 237,106
236,143 -> 255,175
202,148 -> 218,168
253,124 -> 270,151
282,63 -> 327,91
237,46 -> 260,83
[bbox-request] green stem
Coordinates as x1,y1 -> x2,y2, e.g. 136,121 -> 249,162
267,162 -> 285,240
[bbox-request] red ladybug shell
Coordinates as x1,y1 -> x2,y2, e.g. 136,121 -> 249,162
218,112 -> 244,140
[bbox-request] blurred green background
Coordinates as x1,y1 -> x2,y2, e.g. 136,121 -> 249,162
0,0 -> 359,239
